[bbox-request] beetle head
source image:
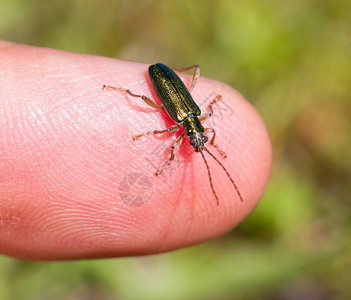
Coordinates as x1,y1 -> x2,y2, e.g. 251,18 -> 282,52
189,132 -> 208,152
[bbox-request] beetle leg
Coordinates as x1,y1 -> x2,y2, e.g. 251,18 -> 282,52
204,128 -> 227,158
199,95 -> 222,122
155,134 -> 184,175
133,124 -> 180,140
173,65 -> 200,93
102,85 -> 164,110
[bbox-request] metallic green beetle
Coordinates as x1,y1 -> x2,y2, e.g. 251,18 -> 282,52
103,63 -> 243,205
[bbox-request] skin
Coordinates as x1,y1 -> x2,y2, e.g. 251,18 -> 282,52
0,41 -> 272,260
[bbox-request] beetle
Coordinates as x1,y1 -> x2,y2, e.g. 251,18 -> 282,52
103,63 -> 243,205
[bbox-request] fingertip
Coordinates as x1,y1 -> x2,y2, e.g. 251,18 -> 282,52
0,44 -> 271,259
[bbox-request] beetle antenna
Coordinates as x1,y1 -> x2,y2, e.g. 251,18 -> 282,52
200,150 -> 219,206
203,147 -> 243,202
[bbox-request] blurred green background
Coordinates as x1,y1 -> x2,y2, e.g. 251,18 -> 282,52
1,0 -> 350,299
